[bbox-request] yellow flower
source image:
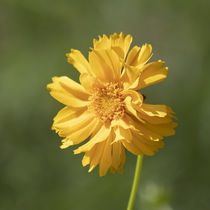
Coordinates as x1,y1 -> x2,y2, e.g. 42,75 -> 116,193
47,32 -> 177,176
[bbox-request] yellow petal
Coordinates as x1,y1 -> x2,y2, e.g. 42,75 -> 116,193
122,90 -> 143,106
111,114 -> 135,130
137,104 -> 174,124
93,34 -> 111,50
122,44 -> 153,90
88,142 -> 105,172
117,146 -> 126,173
93,32 -> 133,60
134,122 -> 163,141
133,140 -> 155,156
135,134 -> 164,148
124,95 -> 145,124
121,65 -> 141,90
49,91 -> 88,107
110,32 -> 133,59
140,104 -> 168,117
60,117 -> 99,149
122,140 -> 142,155
125,100 -> 143,122
125,98 -> 176,138
131,131 -> 163,156
58,76 -> 89,100
47,76 -> 89,107
66,49 -> 92,74
99,134 -> 112,176
74,125 -> 111,154
126,46 -> 141,66
53,106 -> 85,125
125,107 -> 176,141
54,111 -> 94,137
126,44 -> 152,67
122,113 -> 163,141
137,61 -> 168,89
79,73 -> 96,93
82,145 -> 96,167
89,49 -> 122,82
146,121 -> 177,137
137,44 -> 152,65
122,130 -> 162,156
110,142 -> 125,174
110,142 -> 121,170
112,126 -> 132,143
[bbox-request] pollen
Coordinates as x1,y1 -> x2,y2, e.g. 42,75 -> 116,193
88,82 -> 125,122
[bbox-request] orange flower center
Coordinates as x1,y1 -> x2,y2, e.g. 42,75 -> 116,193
88,82 -> 125,122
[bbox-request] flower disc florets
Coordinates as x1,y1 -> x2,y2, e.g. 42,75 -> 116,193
88,82 -> 125,122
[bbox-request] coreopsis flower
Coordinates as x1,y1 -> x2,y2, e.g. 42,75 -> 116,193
47,32 -> 177,176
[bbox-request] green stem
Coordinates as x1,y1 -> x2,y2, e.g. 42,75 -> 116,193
127,155 -> 144,210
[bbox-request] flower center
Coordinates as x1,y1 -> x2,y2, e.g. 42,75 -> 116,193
88,82 -> 125,122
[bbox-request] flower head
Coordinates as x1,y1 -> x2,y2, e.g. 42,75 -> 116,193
47,32 -> 177,176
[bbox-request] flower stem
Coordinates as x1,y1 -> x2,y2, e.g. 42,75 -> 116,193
127,155 -> 144,210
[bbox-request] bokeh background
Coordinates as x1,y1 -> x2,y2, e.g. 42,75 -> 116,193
1,0 -> 210,210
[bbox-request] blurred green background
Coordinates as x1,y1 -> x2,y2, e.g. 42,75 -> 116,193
1,0 -> 210,210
